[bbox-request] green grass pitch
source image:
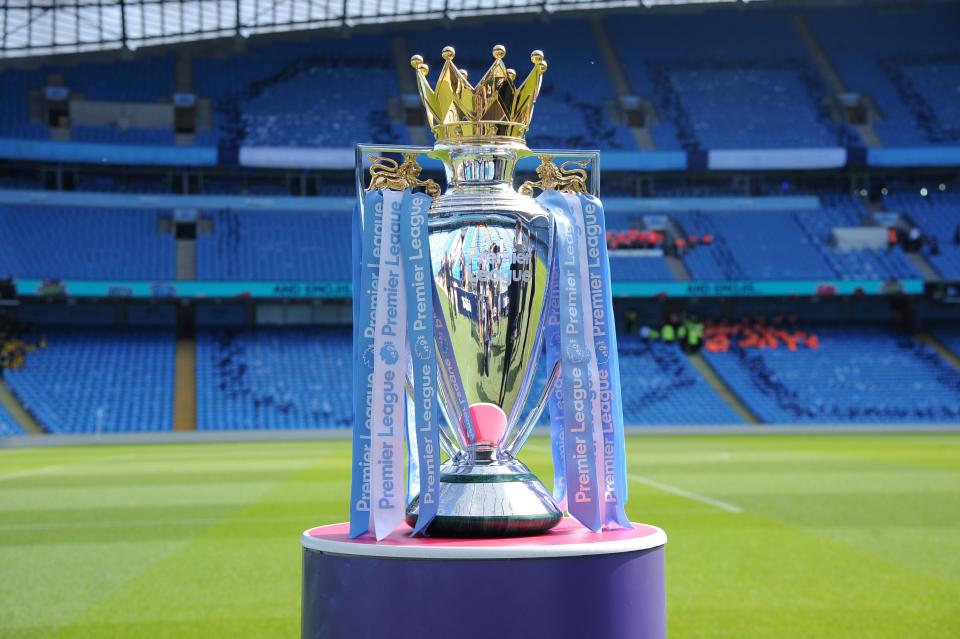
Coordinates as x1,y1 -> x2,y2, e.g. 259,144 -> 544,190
1,433 -> 958,638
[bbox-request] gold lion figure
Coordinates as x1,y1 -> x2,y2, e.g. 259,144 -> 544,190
519,156 -> 590,196
366,153 -> 440,198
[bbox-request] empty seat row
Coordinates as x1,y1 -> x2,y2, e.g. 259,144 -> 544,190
3,329 -> 175,434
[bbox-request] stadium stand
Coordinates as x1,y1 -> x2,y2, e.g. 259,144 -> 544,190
195,327 -> 352,430
196,209 -> 351,280
0,55 -> 187,145
0,205 -> 175,280
3,328 -> 175,433
794,194 -> 921,281
884,192 -> 960,280
674,209 -> 835,280
0,4 -> 957,439
704,325 -> 960,423
48,55 -> 176,102
0,404 -> 25,436
655,195 -> 921,281
618,337 -> 742,424
606,11 -> 854,150
0,193 -> 934,284
807,4 -> 960,147
2,7 -> 956,152
194,36 -> 407,149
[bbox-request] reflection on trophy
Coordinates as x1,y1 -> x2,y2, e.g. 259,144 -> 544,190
400,45 -> 564,536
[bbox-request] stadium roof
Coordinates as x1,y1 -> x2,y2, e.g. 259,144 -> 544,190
0,0 -> 760,59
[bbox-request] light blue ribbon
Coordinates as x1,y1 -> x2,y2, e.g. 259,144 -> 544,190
579,194 -> 631,528
538,191 -> 631,531
541,190 -> 603,532
401,191 -> 441,535
349,190 -> 383,538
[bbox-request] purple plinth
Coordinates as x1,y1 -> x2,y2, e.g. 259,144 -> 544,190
301,519 -> 667,639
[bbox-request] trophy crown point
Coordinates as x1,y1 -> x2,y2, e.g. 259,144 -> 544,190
409,45 -> 548,144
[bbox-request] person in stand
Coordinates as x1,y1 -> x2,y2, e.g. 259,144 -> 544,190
661,320 -> 676,344
625,309 -> 638,335
907,226 -> 922,251
682,315 -> 705,353
887,227 -> 899,250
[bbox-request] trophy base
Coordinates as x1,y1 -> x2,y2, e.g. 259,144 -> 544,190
301,519 -> 668,639
405,457 -> 562,538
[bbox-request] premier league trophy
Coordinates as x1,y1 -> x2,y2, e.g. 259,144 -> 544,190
301,42 -> 666,639
348,43 -> 628,540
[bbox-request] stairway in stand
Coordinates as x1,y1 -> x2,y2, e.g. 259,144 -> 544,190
914,333 -> 960,372
686,352 -> 760,424
174,338 -> 197,431
0,379 -> 44,434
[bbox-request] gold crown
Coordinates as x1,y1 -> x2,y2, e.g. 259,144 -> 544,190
410,45 -> 548,144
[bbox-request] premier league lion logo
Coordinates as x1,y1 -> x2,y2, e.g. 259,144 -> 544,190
379,342 -> 400,365
414,335 -> 431,361
566,340 -> 586,364
362,344 -> 375,369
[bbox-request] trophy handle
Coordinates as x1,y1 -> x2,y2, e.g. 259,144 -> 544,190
355,144 -> 601,198
503,360 -> 561,456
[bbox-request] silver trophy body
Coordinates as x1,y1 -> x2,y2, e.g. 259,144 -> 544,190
405,139 -> 562,536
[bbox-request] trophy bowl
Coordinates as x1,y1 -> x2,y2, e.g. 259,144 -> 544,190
405,140 -> 562,537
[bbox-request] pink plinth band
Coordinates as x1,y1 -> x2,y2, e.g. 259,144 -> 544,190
303,518 -> 666,560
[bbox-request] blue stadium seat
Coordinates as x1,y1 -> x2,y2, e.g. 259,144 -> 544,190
606,11 -> 854,150
884,192 -> 960,280
48,55 -> 176,102
0,56 -> 184,146
0,404 -> 26,436
0,68 -> 50,141
71,125 -> 176,146
194,36 -> 408,149
617,337 -> 742,424
704,325 -> 960,423
659,196 -> 921,281
195,209 -> 351,280
608,255 -> 675,282
673,209 -> 835,280
195,327 -> 352,430
0,205 -> 175,280
793,194 -> 922,280
932,326 -> 960,359
807,5 -> 960,147
4,329 -> 175,434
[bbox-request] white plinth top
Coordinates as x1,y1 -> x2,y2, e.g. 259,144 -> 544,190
301,518 -> 667,560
